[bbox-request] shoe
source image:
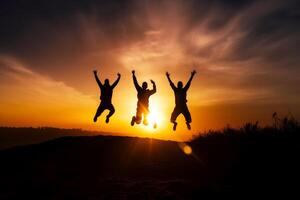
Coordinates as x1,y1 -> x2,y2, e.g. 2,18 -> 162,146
143,119 -> 149,126
173,122 -> 177,131
131,116 -> 135,126
93,117 -> 97,123
105,116 -> 110,123
186,122 -> 191,130
153,123 -> 157,129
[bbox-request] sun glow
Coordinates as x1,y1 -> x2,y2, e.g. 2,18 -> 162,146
147,110 -> 162,126
141,98 -> 168,131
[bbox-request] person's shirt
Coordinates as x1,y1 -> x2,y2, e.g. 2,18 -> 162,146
137,89 -> 155,107
100,85 -> 113,103
173,88 -> 188,106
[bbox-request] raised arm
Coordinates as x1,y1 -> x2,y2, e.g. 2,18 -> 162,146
111,73 -> 121,89
150,79 -> 156,95
132,70 -> 141,91
184,70 -> 196,91
166,72 -> 176,90
93,70 -> 103,88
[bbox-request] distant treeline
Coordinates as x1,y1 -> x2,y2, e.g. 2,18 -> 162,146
0,127 -> 103,150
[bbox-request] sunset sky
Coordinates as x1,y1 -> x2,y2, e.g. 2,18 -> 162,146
0,0 -> 300,141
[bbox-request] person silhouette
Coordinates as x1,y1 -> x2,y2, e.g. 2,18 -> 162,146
131,70 -> 156,126
166,70 -> 196,131
93,70 -> 121,123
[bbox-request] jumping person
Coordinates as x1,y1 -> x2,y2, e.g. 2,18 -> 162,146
131,70 -> 156,126
93,70 -> 121,123
166,70 -> 196,131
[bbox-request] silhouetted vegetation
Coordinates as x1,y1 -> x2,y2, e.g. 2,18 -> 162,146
193,112 -> 299,140
189,113 -> 300,197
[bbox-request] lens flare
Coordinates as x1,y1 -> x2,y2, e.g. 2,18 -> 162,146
183,145 -> 192,155
178,142 -> 193,155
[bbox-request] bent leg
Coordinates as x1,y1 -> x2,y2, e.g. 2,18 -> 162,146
135,105 -> 143,124
171,107 -> 181,131
94,103 -> 105,122
143,107 -> 149,125
171,107 -> 181,123
106,104 -> 115,123
183,107 -> 192,123
183,106 -> 192,130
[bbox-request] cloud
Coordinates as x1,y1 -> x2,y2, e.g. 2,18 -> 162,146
114,0 -> 300,106
0,56 -> 96,126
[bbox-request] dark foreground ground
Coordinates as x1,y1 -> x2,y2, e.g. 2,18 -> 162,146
0,119 -> 299,199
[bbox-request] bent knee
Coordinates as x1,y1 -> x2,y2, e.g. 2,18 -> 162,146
135,117 -> 142,124
186,117 -> 192,123
170,118 -> 176,123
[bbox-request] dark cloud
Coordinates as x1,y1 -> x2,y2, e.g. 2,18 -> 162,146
0,0 -> 150,90
1,0 -> 298,67
0,0 -> 148,61
0,0 -> 299,102
229,0 -> 300,65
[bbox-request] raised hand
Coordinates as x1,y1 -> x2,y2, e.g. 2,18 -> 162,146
150,79 -> 156,93
93,70 -> 97,74
132,70 -> 135,75
191,70 -> 196,76
117,73 -> 121,77
166,71 -> 175,89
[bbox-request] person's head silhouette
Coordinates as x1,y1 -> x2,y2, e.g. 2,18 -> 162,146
104,79 -> 109,86
142,82 -> 148,90
177,81 -> 183,88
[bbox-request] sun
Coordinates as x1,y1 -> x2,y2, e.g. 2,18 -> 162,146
147,110 -> 163,126
142,104 -> 166,131
132,96 -> 168,131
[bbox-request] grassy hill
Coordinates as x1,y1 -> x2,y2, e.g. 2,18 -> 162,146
0,115 -> 299,199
